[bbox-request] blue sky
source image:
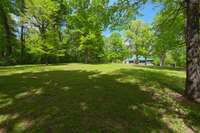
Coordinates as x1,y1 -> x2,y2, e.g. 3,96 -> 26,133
103,0 -> 161,37
137,0 -> 161,24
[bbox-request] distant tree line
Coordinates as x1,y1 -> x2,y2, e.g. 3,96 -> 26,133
0,0 -> 144,65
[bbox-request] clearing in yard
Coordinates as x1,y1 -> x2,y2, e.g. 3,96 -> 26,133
0,64 -> 199,133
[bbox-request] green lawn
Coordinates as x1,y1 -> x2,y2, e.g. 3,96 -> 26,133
0,64 -> 199,133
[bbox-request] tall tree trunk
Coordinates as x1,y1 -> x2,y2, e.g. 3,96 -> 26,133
160,54 -> 165,66
84,48 -> 89,64
39,23 -> 48,65
45,54 -> 48,65
20,25 -> 25,63
136,54 -> 139,64
185,0 -> 200,102
145,57 -> 147,66
4,16 -> 12,57
58,29 -> 62,42
174,61 -> 177,68
0,7 -> 12,57
19,0 -> 25,64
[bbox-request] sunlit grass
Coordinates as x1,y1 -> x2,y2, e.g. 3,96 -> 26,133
0,63 -> 199,133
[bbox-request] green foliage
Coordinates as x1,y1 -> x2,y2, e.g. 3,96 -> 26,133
125,20 -> 154,61
105,32 -> 129,62
79,31 -> 104,63
152,0 -> 185,66
0,24 -> 5,54
170,47 -> 186,67
0,0 -> 186,67
25,0 -> 59,21
0,0 -> 17,57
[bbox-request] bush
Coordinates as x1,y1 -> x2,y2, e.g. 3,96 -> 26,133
0,57 -> 17,66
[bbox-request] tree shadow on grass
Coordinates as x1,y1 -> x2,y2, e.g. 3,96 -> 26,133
117,68 -> 200,132
117,68 -> 185,93
0,68 -> 198,132
134,65 -> 185,71
0,70 -> 175,133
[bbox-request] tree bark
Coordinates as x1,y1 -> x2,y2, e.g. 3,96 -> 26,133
0,7 -> 12,57
145,57 -> 147,66
185,0 -> 200,102
136,54 -> 139,64
160,54 -> 165,66
45,54 -> 48,65
39,22 -> 48,65
84,48 -> 89,64
58,29 -> 62,42
20,25 -> 25,64
19,0 -> 25,64
174,61 -> 177,68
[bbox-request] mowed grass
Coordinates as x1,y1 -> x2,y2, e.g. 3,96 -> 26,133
0,63 -> 199,133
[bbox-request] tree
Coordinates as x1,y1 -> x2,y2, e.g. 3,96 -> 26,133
16,0 -> 26,63
105,32 -> 128,62
153,8 -> 184,66
79,31 -> 104,63
153,0 -> 200,102
184,0 -> 200,102
170,47 -> 186,67
63,0 -> 109,63
125,20 -> 153,64
0,0 -> 16,57
138,24 -> 154,65
24,0 -> 59,64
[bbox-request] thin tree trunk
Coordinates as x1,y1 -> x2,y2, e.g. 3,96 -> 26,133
58,29 -> 62,42
45,54 -> 48,65
174,61 -> 177,68
160,54 -> 165,66
39,23 -> 48,65
19,0 -> 25,64
185,0 -> 200,102
84,48 -> 89,64
1,52 -> 4,57
20,25 -> 25,64
136,54 -> 139,64
145,57 -> 147,66
4,18 -> 12,57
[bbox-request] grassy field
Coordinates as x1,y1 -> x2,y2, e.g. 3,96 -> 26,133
0,63 -> 199,133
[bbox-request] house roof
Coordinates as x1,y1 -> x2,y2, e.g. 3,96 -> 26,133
127,55 -> 153,61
